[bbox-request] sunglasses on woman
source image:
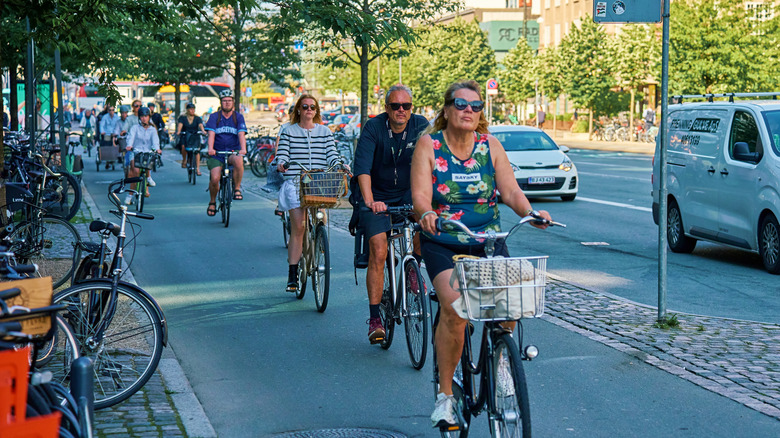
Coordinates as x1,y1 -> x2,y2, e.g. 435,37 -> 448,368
452,98 -> 484,112
388,102 -> 412,111
301,104 -> 317,110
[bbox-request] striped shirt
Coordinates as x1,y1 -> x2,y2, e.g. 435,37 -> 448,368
276,123 -> 340,178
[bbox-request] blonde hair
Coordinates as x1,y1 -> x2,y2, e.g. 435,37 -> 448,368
290,94 -> 322,125
429,80 -> 489,134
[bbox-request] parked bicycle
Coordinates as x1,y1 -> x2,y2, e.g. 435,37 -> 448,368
54,176 -> 167,409
430,212 -> 564,438
368,205 -> 429,370
283,160 -> 349,312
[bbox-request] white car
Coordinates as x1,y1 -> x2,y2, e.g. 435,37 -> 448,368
489,125 -> 578,201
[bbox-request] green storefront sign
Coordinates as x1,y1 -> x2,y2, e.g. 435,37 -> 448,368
480,21 -> 540,52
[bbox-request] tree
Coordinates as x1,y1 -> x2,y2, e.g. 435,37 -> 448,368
270,0 -> 462,126
498,38 -> 536,123
558,16 -> 614,139
610,23 -> 661,132
404,19 -> 497,108
669,0 -> 779,94
538,46 -> 566,134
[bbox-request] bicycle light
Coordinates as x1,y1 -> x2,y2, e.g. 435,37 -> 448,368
524,345 -> 539,360
316,211 -> 325,220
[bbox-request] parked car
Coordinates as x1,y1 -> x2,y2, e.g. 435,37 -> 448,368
275,104 -> 289,123
329,114 -> 356,132
651,94 -> 780,273
488,125 -> 578,201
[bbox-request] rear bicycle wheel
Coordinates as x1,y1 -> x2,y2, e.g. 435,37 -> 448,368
404,259 -> 428,370
33,315 -> 81,370
491,333 -> 531,438
9,216 -> 80,289
53,282 -> 164,410
379,257 -> 395,350
42,171 -> 81,221
312,225 -> 330,313
296,253 -> 307,299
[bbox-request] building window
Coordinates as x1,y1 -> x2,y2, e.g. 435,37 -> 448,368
554,24 -> 561,45
545,0 -> 551,9
555,0 -> 561,6
506,0 -> 519,7
544,25 -> 551,46
747,2 -> 773,21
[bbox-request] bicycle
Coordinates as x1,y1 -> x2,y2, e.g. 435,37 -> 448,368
213,150 -> 242,227
368,205 -> 429,370
130,151 -> 163,213
276,208 -> 291,248
429,212 -> 564,437
183,132 -> 205,185
53,176 -> 167,409
62,131 -> 84,182
283,160 -> 349,312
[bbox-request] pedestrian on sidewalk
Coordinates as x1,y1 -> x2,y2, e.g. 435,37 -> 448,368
643,103 -> 656,132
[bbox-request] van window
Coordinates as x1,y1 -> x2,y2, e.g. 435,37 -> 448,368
729,111 -> 761,162
764,110 -> 780,156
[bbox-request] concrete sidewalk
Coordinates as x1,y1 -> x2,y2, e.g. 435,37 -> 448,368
80,141 -> 778,437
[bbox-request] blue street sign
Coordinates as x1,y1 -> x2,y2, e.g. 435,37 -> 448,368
593,0 -> 661,23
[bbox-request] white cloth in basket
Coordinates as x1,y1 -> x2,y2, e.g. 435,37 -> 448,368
450,256 -> 545,320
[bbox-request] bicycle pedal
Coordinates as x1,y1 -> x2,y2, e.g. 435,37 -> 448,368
43,239 -> 53,249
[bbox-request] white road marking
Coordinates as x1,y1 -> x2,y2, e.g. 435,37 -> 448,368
577,171 -> 649,182
577,196 -> 653,212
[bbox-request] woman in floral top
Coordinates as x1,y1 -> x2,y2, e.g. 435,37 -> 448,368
411,80 -> 553,429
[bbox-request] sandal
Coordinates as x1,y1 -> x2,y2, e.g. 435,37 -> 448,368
233,189 -> 243,200
206,202 -> 217,216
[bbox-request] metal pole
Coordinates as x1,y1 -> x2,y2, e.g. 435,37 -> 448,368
55,49 -> 66,151
658,0 -> 671,322
25,17 -> 36,138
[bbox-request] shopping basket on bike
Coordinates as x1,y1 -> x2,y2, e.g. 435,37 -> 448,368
298,169 -> 348,208
451,255 -> 548,321
134,152 -> 157,170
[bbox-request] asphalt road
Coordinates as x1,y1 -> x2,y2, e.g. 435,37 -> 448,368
79,141 -> 780,437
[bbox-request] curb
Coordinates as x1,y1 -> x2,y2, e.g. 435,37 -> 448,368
79,177 -> 217,438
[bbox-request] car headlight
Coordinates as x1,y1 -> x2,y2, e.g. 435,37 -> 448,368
559,156 -> 573,172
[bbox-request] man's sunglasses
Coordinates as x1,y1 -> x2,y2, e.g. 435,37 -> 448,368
452,98 -> 484,112
388,102 -> 412,111
301,104 -> 317,110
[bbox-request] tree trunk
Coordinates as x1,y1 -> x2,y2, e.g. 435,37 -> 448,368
629,88 -> 635,141
233,3 -> 242,111
174,81 -> 181,121
10,69 -> 19,130
553,97 -> 558,137
359,41 -> 370,130
588,110 -> 593,141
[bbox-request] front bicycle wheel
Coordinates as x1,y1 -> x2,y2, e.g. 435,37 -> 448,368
9,216 -> 80,289
42,171 -> 82,221
491,333 -> 531,438
403,260 -> 428,370
224,176 -> 233,228
33,315 -> 81,371
312,225 -> 330,313
281,211 -> 290,248
53,282 -> 164,410
187,151 -> 194,184
379,258 -> 395,350
136,176 -> 146,213
296,253 -> 307,300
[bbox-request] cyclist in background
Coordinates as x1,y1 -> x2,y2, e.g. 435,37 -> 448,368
353,84 -> 429,344
205,89 -> 247,217
410,80 -> 551,428
99,105 -> 121,169
176,103 -> 206,176
121,100 -> 142,136
79,108 -> 97,151
124,106 -> 161,205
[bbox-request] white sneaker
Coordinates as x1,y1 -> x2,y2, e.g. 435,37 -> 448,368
146,175 -> 156,187
124,194 -> 133,205
496,354 -> 515,398
431,393 -> 457,429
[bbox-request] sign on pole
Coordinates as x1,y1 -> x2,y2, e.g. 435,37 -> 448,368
245,87 -> 253,98
593,0 -> 662,23
486,78 -> 498,96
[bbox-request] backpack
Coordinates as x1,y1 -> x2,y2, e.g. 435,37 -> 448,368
348,175 -> 369,279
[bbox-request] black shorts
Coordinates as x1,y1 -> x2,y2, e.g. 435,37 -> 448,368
420,234 -> 509,282
358,192 -> 413,239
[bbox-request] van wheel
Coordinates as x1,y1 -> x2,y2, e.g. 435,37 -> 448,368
561,194 -> 576,202
667,200 -> 696,253
759,215 -> 780,274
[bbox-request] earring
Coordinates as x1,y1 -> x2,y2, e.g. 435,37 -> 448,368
297,111 -> 300,115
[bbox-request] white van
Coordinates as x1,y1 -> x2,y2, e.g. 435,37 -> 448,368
651,93 -> 780,273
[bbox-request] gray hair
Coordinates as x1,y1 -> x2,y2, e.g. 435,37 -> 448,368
385,84 -> 413,105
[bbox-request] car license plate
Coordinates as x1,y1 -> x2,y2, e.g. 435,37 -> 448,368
528,176 -> 555,184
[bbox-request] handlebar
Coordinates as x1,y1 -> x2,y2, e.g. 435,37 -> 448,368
435,211 -> 565,241
281,159 -> 347,173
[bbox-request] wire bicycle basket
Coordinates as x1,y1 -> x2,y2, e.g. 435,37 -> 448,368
297,169 -> 348,208
451,255 -> 548,321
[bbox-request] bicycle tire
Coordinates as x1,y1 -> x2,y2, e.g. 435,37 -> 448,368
312,225 -> 330,313
42,171 -> 82,221
250,150 -> 269,178
224,176 -> 233,228
491,333 -> 531,438
136,175 -> 146,213
296,253 -> 307,299
187,151 -> 194,184
440,379 -> 470,438
403,259 -> 428,370
52,281 -> 164,410
282,211 -> 290,248
33,315 -> 81,370
379,258 -> 395,350
9,216 -> 80,289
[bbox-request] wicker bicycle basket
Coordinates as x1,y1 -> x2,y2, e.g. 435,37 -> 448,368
297,170 -> 348,208
451,255 -> 548,322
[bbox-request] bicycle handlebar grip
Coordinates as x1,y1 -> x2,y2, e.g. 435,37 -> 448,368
435,218 -> 445,232
0,288 -> 21,300
10,264 -> 37,274
282,161 -> 290,170
133,212 -> 155,220
0,321 -> 23,334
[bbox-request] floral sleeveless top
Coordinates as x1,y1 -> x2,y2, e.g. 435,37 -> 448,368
425,131 -> 500,245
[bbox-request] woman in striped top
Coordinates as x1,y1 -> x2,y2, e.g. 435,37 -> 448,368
276,94 -> 342,293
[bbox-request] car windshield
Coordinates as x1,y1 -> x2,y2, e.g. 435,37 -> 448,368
492,130 -> 559,151
763,110 -> 780,155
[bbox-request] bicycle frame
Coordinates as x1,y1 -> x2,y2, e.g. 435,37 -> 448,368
382,208 -> 418,322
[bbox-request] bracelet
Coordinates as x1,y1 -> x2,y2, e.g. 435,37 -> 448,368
523,208 -> 534,217
420,210 -> 437,221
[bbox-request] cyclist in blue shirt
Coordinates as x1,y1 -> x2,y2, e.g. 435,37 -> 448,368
205,89 -> 247,216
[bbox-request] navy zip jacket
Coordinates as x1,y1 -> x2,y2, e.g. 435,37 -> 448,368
353,112 -> 429,202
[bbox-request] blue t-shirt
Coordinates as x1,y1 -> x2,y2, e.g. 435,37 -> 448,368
205,111 -> 247,152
